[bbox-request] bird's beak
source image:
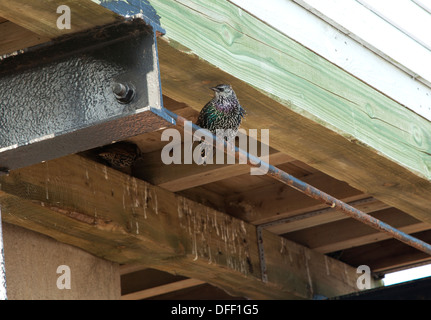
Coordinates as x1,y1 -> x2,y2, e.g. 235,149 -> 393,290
210,87 -> 220,92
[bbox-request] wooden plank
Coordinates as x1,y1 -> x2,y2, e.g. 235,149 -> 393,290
127,96 -> 199,154
0,0 -> 120,38
285,208 -> 431,253
132,94 -> 295,192
135,149 -> 293,192
0,21 -> 49,56
177,185 -> 227,213
266,197 -> 390,234
151,0 -> 431,225
225,172 -> 366,224
121,279 -> 205,300
337,230 -> 431,273
0,154 -> 370,299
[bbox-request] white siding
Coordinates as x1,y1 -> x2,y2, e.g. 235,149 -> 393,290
230,0 -> 431,121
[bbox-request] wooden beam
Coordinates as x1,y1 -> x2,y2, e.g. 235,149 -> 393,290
285,208 -> 431,253
225,172 -> 367,224
0,0 -> 120,38
266,197 -> 390,235
0,154 -> 373,299
150,0 -> 431,225
336,230 -> 431,273
177,186 -> 227,214
133,95 -> 294,192
135,148 -> 294,192
0,21 -> 49,56
121,279 -> 206,300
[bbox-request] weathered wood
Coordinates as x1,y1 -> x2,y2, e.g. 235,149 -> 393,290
0,154 -> 372,299
133,96 -> 294,192
0,0 -> 120,38
337,230 -> 431,273
150,0 -> 431,225
136,148 -> 293,192
267,197 -> 390,234
285,208 -> 431,253
121,279 -> 205,300
225,172 -> 366,224
0,21 -> 49,56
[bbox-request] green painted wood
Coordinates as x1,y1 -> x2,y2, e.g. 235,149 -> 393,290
148,0 -> 431,182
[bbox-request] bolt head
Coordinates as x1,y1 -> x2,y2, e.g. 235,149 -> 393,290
112,82 -> 135,104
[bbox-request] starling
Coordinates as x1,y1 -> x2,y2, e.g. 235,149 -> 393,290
196,84 -> 246,164
97,141 -> 141,169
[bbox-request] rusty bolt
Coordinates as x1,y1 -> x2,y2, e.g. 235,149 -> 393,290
112,82 -> 135,104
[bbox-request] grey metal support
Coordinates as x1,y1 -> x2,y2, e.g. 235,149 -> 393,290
0,18 -> 172,173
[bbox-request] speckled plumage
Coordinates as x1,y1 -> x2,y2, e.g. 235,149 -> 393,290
196,84 -> 246,164
98,141 -> 141,169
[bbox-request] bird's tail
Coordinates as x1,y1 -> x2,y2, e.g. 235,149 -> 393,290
196,141 -> 213,165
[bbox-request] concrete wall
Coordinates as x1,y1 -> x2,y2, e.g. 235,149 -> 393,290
2,223 -> 120,300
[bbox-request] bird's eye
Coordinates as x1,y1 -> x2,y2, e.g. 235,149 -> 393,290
218,87 -> 224,92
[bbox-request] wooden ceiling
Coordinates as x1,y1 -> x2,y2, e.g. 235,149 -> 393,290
1,0 -> 431,299
117,96 -> 431,299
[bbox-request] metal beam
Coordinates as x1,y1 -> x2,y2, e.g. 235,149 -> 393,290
0,18 -> 172,173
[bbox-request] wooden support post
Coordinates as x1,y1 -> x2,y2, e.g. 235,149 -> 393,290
0,155 -> 375,299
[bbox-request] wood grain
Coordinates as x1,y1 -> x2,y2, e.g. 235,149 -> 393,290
225,172 -> 366,224
151,0 -> 431,224
285,208 -> 431,253
266,197 -> 390,234
0,154 -> 371,299
0,21 -> 49,55
0,0 -> 120,38
136,149 -> 293,192
121,279 -> 205,300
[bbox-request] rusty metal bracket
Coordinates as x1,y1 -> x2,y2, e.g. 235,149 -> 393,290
0,18 -> 172,172
256,225 -> 268,283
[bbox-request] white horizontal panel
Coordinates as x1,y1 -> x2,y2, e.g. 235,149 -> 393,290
412,0 -> 431,14
230,0 -> 431,121
358,0 -> 431,50
293,0 -> 431,87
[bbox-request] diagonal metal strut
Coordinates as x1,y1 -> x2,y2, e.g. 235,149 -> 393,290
165,109 -> 431,281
